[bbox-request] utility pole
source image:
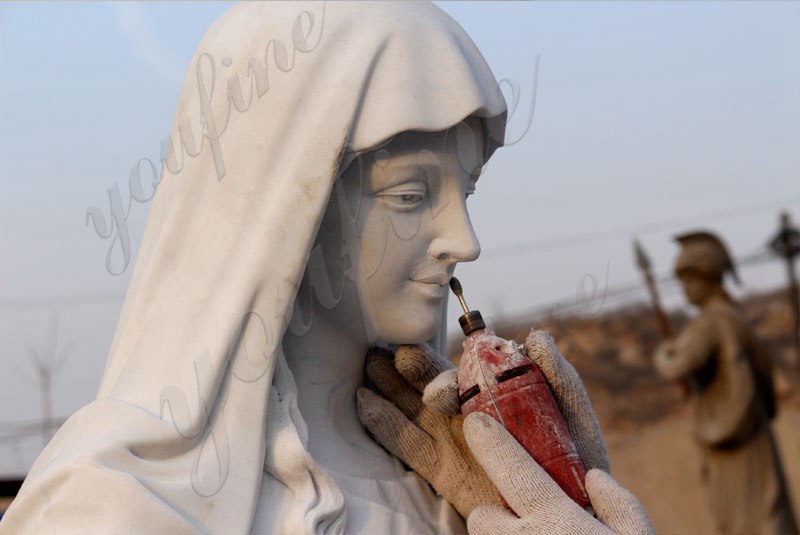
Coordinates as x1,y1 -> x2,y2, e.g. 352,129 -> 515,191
769,211 -> 800,382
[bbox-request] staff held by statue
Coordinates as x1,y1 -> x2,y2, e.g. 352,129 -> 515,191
633,238 -> 688,398
633,238 -> 672,338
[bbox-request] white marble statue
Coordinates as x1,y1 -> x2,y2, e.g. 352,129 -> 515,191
1,2 -> 504,533
1,3 -> 652,534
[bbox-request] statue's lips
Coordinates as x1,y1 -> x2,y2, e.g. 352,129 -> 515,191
410,280 -> 449,299
410,273 -> 452,285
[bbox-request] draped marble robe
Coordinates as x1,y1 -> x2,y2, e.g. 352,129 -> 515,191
0,3 -> 507,533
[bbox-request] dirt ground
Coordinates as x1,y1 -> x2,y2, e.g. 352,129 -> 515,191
606,397 -> 800,535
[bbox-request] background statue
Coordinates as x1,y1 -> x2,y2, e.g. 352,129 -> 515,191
1,2 -> 650,533
655,230 -> 797,535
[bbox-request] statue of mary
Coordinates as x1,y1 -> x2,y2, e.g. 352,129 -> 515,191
1,2 -> 506,533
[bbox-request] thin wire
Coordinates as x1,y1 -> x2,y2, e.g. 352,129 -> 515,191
482,196 -> 800,259
508,248 -> 782,323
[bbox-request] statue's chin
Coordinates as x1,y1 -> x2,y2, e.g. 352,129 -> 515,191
374,322 -> 441,347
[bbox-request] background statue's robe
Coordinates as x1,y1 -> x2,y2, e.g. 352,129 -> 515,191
656,294 -> 797,535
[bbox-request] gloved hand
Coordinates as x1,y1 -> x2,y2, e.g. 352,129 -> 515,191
356,344 -> 502,518
424,328 -> 652,533
422,329 -> 610,471
522,329 -> 610,472
357,330 -> 653,534
465,412 -> 653,535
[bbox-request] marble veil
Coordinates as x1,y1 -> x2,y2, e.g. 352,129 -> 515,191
0,2 -> 506,533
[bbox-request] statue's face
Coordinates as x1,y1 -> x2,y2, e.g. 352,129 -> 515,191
338,119 -> 485,343
677,269 -> 719,305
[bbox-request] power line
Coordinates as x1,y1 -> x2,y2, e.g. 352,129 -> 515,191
503,246 -> 781,326
482,195 -> 800,259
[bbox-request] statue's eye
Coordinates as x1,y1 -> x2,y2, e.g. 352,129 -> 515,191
400,193 -> 423,203
376,181 -> 427,211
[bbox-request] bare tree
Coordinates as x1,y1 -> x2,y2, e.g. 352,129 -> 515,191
27,312 -> 72,447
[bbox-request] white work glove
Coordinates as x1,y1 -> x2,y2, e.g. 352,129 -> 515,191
357,331 -> 653,534
429,329 -> 652,533
421,329 -> 610,471
522,330 -> 610,473
356,344 -> 502,517
465,412 -> 653,535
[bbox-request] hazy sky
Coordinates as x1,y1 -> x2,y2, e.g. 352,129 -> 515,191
0,1 -> 798,476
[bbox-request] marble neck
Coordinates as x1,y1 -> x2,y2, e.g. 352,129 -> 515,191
282,291 -> 402,479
